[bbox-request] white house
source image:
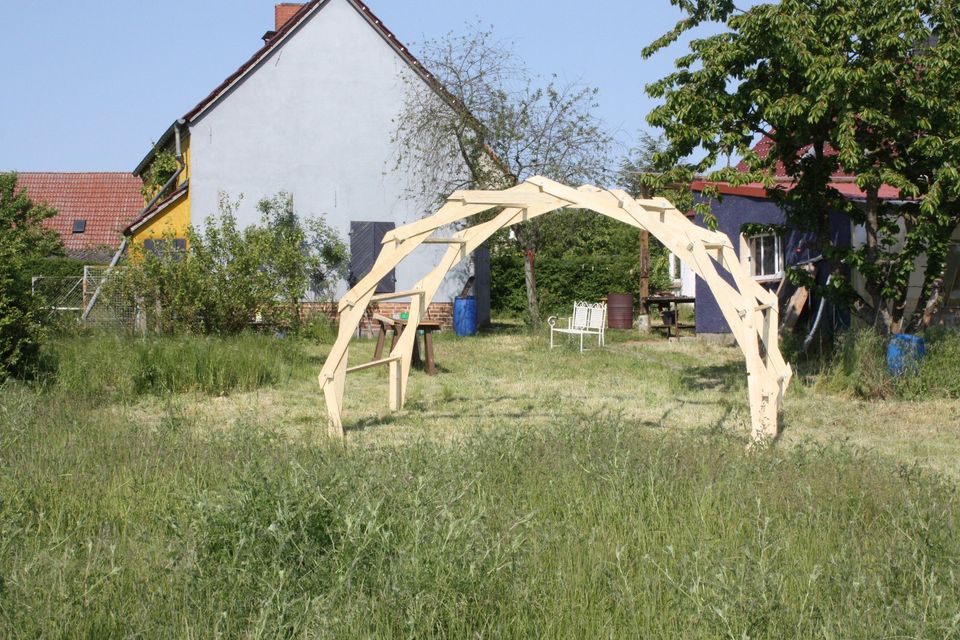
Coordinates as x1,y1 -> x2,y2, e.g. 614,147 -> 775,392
130,1 -> 489,327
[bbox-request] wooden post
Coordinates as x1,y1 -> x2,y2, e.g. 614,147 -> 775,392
640,230 -> 650,314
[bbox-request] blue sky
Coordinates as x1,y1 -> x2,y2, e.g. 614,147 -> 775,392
0,0 -> 708,173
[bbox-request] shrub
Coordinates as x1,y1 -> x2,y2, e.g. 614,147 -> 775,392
815,327 -> 960,401
113,193 -> 347,335
0,173 -> 64,381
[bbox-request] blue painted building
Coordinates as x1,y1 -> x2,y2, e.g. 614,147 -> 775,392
691,184 -> 852,335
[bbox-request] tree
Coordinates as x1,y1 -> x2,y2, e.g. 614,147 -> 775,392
257,193 -> 349,327
395,24 -> 613,328
0,172 -> 64,380
645,0 -> 960,334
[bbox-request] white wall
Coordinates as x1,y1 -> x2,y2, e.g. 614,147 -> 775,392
188,0 -> 471,301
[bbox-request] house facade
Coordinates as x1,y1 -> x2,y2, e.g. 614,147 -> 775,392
15,172 -> 143,263
129,0 -> 488,327
690,137 -> 960,334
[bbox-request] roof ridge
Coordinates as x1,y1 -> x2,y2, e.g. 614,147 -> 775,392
14,171 -> 138,176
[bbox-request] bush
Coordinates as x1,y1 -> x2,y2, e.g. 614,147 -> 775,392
113,192 -> 347,335
46,333 -> 308,401
0,173 -> 64,381
491,249 -> 672,319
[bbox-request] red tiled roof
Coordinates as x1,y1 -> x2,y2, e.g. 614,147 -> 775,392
695,136 -> 904,200
15,173 -> 144,255
735,136 -> 851,179
691,179 -> 903,200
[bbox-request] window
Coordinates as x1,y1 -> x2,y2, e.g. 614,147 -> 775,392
668,253 -> 681,287
72,219 -> 86,234
748,233 -> 784,280
143,238 -> 187,260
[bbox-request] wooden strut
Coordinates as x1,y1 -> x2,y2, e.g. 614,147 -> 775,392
317,177 -> 792,444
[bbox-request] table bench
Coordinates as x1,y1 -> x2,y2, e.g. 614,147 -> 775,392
371,314 -> 441,375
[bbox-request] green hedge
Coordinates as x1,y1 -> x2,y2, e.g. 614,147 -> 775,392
491,250 -> 672,318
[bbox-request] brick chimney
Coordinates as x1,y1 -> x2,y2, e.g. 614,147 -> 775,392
275,3 -> 304,31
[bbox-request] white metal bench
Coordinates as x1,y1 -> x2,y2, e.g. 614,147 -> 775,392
547,301 -> 606,352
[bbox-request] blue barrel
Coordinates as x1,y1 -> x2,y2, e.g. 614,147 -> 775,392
454,296 -> 477,336
887,333 -> 926,376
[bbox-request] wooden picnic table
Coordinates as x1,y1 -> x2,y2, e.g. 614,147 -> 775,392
372,314 -> 441,375
643,294 -> 696,338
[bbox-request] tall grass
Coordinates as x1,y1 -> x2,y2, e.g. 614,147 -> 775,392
819,327 -> 960,400
44,332 -> 309,401
1,387 -> 958,638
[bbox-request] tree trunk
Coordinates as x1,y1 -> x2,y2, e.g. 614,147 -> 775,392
862,187 -> 895,335
523,248 -> 541,329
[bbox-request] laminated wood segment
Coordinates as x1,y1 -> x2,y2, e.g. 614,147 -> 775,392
318,177 -> 792,443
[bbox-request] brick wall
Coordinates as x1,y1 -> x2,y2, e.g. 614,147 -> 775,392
301,301 -> 455,335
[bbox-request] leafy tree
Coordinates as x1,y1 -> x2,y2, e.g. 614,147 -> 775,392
116,193 -> 347,334
395,24 -> 614,328
257,193 -> 349,327
0,172 -> 64,380
645,0 -> 960,334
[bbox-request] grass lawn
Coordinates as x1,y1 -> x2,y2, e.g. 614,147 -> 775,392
1,327 -> 959,637
166,325 -> 960,475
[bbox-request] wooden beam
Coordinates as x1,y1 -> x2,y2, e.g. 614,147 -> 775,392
346,356 -> 401,374
370,289 -> 425,303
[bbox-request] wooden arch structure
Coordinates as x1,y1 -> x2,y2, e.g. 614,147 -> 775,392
318,177 -> 793,443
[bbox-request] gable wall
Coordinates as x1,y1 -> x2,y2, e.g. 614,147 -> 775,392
187,0 -> 471,301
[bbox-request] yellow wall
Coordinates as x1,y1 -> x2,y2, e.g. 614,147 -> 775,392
131,137 -> 192,245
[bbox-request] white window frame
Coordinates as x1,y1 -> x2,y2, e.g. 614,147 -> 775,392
748,233 -> 784,282
668,252 -> 682,288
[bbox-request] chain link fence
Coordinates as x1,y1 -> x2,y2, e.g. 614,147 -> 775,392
31,266 -> 135,329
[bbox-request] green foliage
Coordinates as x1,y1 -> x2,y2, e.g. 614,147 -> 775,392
0,172 -> 64,381
140,148 -> 179,202
395,22 -> 614,327
895,328 -> 960,400
818,327 -> 960,400
820,328 -> 894,399
22,256 -> 86,280
618,131 -> 694,212
492,209 -> 673,317
114,193 -> 347,335
45,333 -> 308,401
2,391 -> 960,637
646,0 -> 960,332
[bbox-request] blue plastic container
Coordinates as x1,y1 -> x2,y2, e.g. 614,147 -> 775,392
887,333 -> 926,376
453,296 -> 477,337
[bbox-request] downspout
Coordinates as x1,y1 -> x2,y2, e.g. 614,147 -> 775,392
81,121 -> 186,322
